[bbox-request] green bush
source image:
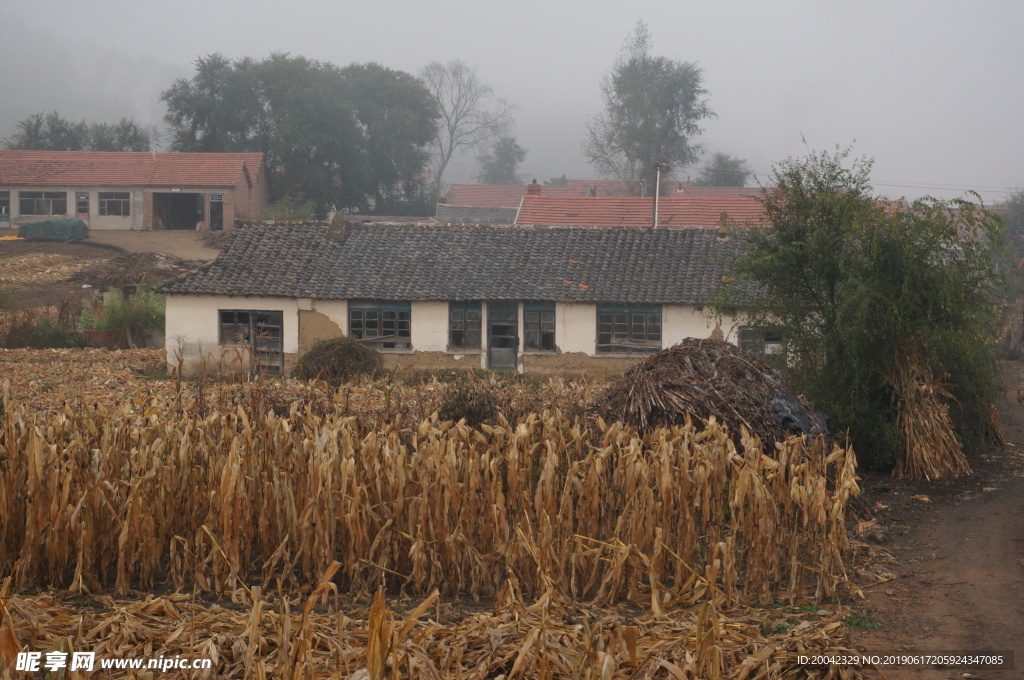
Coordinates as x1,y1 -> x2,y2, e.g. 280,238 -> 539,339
1,311 -> 79,349
292,336 -> 384,385
81,287 -> 165,346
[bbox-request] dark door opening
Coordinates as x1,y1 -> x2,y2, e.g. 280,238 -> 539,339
210,198 -> 224,230
153,192 -> 203,230
75,192 -> 89,222
487,302 -> 518,370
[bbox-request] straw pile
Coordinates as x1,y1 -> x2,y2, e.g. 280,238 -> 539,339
887,349 -> 971,480
598,339 -> 826,445
0,580 -> 885,679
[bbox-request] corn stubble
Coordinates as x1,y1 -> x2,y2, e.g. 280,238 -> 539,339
0,394 -> 879,678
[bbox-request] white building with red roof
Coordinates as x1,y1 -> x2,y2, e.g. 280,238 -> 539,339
0,151 -> 267,231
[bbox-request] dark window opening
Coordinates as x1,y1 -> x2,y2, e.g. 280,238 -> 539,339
449,301 -> 481,350
524,302 -> 556,351
75,192 -> 89,216
19,191 -> 67,216
349,302 -> 411,350
0,191 -> 9,221
597,305 -> 662,354
98,192 -> 131,216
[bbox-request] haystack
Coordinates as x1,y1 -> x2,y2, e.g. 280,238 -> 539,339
598,338 -> 827,445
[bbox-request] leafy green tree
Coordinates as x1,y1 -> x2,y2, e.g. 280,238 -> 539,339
719,147 -> 1005,467
693,152 -> 751,187
420,60 -> 515,194
3,112 -> 152,151
339,63 -> 438,213
475,134 -> 527,184
583,21 -> 714,195
163,53 -> 438,215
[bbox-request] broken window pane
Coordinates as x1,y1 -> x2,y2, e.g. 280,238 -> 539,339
349,301 -> 411,350
449,302 -> 481,350
597,305 -> 662,354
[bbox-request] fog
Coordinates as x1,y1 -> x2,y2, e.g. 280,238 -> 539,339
3,0 -> 1022,202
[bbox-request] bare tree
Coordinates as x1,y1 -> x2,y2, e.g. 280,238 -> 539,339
420,60 -> 514,193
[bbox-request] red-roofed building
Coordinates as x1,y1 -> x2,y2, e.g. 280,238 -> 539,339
514,195 -> 766,228
0,151 -> 267,231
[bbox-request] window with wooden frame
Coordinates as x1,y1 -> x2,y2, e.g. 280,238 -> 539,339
19,191 -> 67,216
449,301 -> 481,350
98,192 -> 131,216
738,326 -> 784,362
596,305 -> 662,354
218,310 -> 285,375
349,301 -> 411,350
524,302 -> 556,352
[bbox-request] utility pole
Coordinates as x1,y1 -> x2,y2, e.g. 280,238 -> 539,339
652,162 -> 670,227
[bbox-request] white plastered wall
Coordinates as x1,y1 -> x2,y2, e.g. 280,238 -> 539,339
409,301 -> 450,352
556,302 -> 597,354
165,294 -> 300,374
7,185 -> 142,229
662,305 -> 737,346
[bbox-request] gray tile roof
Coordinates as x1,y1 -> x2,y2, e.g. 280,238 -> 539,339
160,222 -> 747,305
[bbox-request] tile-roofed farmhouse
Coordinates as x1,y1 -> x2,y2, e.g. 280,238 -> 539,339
514,196 -> 766,228
161,222 -> 750,376
0,151 -> 268,231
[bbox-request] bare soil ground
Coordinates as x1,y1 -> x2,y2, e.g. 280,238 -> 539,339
0,234 -> 209,309
847,361 -> 1024,679
80,229 -> 220,260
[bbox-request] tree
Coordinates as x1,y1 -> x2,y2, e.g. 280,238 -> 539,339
717,148 -> 1005,468
693,152 -> 751,187
475,134 -> 527,185
545,175 -> 569,186
3,112 -> 152,151
583,22 -> 714,195
339,63 -> 438,212
163,54 -> 438,216
420,60 -> 514,193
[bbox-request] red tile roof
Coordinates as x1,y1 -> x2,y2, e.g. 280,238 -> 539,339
515,196 -> 766,228
673,186 -> 763,198
445,184 -> 592,208
0,151 -> 264,187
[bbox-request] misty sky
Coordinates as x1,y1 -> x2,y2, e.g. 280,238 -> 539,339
2,0 -> 1022,202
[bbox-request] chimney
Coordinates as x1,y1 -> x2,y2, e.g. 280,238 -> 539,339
527,179 -> 541,197
718,211 -> 729,238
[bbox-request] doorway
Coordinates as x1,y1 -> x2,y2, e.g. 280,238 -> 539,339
153,192 -> 204,230
487,302 -> 518,370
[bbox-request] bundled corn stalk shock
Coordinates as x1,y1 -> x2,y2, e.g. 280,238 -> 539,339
1,397 -> 858,607
598,339 -> 828,445
888,349 -> 971,480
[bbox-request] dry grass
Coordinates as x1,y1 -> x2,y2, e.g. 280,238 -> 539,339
0,349 -> 888,678
0,397 -> 860,606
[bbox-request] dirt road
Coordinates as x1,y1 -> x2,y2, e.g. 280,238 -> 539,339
849,368 -> 1024,679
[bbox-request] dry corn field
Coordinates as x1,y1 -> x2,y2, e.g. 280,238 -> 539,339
0,349 -> 889,679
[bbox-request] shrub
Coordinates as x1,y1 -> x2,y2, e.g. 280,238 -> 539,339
292,336 -> 384,385
1,311 -> 79,349
82,287 -> 165,347
437,379 -> 503,427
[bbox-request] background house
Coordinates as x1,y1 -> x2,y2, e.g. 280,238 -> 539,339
514,195 -> 765,228
160,221 -> 747,376
0,151 -> 267,231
